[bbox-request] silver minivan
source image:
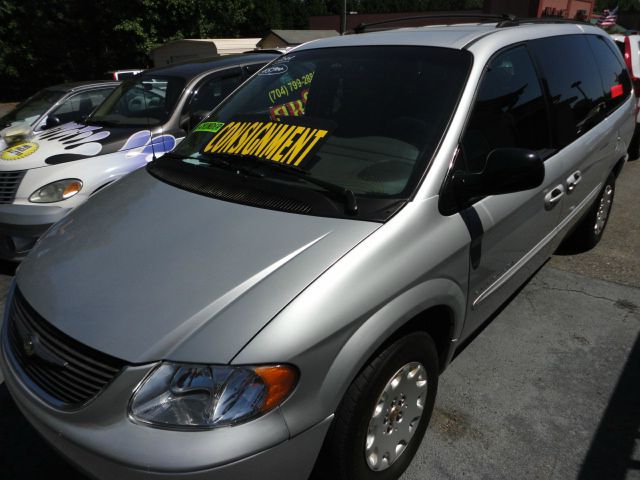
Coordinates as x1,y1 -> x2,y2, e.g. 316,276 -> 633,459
1,19 -> 634,480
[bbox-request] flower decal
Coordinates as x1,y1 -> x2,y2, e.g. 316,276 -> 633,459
36,121 -> 110,158
119,130 -> 176,162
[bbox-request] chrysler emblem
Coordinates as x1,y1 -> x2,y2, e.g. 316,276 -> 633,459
23,334 -> 36,356
18,332 -> 68,368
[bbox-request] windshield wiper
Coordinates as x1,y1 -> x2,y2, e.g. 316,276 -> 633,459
215,153 -> 359,215
163,152 -> 261,178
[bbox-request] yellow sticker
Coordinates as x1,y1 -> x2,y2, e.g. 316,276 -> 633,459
1,142 -> 39,161
203,120 -> 329,167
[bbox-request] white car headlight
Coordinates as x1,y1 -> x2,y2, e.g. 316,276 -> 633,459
29,179 -> 83,203
129,363 -> 298,430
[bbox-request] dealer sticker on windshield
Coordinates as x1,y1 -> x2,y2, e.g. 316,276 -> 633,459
194,121 -> 225,134
201,117 -> 333,167
1,141 -> 39,161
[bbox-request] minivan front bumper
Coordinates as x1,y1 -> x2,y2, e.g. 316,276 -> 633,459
0,314 -> 331,479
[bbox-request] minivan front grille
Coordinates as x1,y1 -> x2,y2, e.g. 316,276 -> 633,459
6,289 -> 126,408
0,170 -> 26,204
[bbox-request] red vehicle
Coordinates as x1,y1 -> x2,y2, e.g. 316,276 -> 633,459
611,33 -> 640,159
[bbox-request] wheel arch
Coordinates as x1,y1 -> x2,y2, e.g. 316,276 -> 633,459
318,278 -> 465,417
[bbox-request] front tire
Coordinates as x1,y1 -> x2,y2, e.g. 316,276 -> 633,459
312,332 -> 439,480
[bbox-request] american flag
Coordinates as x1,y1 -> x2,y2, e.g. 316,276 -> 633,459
598,6 -> 619,27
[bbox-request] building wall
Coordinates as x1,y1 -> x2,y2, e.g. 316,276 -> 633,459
152,39 -> 259,67
259,34 -> 287,49
569,0 -> 593,19
537,0 -> 593,18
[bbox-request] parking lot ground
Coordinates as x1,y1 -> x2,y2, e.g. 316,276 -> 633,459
1,160 -> 639,479
549,159 -> 640,289
402,266 -> 640,480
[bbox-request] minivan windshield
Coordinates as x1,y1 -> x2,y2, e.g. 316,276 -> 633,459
88,75 -> 186,127
1,89 -> 64,126
165,46 -> 471,216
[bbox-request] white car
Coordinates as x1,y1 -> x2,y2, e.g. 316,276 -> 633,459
0,52 -> 278,260
0,81 -> 118,150
611,33 -> 640,158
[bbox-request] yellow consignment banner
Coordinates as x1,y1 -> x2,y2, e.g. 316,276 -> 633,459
202,120 -> 330,167
1,142 -> 39,161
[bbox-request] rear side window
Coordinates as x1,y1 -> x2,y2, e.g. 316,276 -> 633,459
529,35 -> 604,148
586,35 -> 632,115
461,45 -> 550,172
187,69 -> 243,117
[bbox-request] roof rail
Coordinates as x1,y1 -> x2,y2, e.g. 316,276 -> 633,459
351,13 -> 593,34
352,13 -> 516,34
498,17 -> 590,28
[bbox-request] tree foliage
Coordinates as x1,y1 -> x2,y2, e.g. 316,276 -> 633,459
6,0 -> 618,101
595,1 -> 640,13
0,0 -> 309,101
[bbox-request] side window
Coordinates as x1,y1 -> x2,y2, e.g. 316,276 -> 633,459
461,45 -> 550,173
529,35 -> 605,148
88,88 -> 115,108
586,35 -> 632,115
183,69 -> 243,129
50,89 -> 113,123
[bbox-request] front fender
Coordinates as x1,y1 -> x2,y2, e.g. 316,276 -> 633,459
233,196 -> 471,438
234,276 -> 465,439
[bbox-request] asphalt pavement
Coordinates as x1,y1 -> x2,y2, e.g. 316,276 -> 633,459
0,161 -> 639,479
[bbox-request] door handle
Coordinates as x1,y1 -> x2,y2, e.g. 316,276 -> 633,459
566,171 -> 582,193
545,185 -> 565,210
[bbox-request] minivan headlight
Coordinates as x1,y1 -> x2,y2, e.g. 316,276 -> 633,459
129,363 -> 298,429
29,179 -> 83,203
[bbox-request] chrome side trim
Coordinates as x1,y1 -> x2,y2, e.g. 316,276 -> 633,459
472,183 -> 602,308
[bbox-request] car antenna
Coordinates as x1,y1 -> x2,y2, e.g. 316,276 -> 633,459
139,79 -> 158,162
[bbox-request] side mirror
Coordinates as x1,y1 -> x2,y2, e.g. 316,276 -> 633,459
44,115 -> 61,129
453,148 -> 545,198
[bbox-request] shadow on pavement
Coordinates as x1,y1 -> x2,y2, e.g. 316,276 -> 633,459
578,331 -> 640,479
0,384 -> 86,479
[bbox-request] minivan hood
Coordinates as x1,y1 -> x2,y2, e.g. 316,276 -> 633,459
17,168 -> 379,364
0,121 -> 176,169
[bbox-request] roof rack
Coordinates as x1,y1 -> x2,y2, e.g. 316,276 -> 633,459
352,13 -> 590,34
353,13 -> 515,33
505,17 -> 590,27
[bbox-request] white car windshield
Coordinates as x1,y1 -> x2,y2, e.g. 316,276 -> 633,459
1,89 -> 64,126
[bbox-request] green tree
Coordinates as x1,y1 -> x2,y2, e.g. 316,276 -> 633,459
0,0 -> 489,102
